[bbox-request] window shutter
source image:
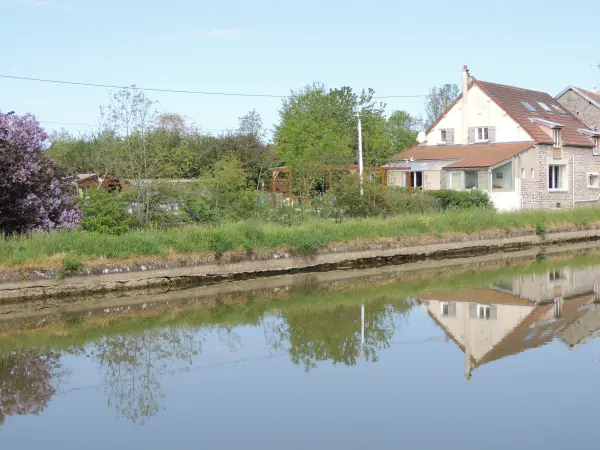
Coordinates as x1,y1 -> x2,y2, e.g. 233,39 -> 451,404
477,171 -> 489,191
490,304 -> 498,320
469,303 -> 477,318
488,126 -> 496,142
448,302 -> 456,317
447,129 -> 455,144
468,127 -> 476,144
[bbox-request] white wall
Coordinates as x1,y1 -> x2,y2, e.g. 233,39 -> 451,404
424,300 -> 534,361
491,188 -> 521,211
425,85 -> 533,145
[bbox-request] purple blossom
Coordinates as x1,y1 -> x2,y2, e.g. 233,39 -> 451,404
0,112 -> 81,236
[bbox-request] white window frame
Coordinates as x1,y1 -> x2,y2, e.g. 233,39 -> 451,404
440,129 -> 447,144
531,169 -> 535,179
448,171 -> 463,190
588,173 -> 600,189
476,127 -> 489,143
593,137 -> 599,156
553,129 -> 561,148
548,164 -> 567,191
441,302 -> 449,316
477,304 -> 491,320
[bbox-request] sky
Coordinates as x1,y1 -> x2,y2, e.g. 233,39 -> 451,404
1,0 -> 599,140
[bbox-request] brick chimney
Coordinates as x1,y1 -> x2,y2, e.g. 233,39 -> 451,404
462,65 -> 470,145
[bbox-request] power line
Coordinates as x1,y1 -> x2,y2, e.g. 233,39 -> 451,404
0,73 -> 428,99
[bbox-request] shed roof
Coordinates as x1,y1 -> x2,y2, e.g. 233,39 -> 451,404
392,142 -> 534,169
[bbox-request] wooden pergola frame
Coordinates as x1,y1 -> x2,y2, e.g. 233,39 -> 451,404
271,165 -> 412,207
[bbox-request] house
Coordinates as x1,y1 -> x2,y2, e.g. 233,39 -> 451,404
76,173 -> 122,196
385,66 -> 600,211
556,86 -> 600,132
416,265 -> 600,379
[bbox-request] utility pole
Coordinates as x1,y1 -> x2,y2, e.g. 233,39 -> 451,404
360,303 -> 365,359
357,113 -> 364,196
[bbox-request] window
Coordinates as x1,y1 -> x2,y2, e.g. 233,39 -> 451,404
531,169 -> 535,179
476,127 -> 489,142
477,304 -> 491,320
553,129 -> 561,147
411,171 -> 423,189
441,302 -> 449,316
521,101 -> 537,112
537,102 -> 553,112
465,170 -> 478,189
440,129 -> 447,143
553,298 -> 561,318
450,172 -> 462,190
589,173 -> 600,188
521,168 -> 525,179
548,165 -> 564,190
594,137 -> 599,156
549,270 -> 565,281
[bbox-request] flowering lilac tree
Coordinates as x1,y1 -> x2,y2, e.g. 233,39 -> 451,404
0,112 -> 81,236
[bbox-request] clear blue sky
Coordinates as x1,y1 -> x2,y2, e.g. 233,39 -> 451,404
1,0 -> 599,139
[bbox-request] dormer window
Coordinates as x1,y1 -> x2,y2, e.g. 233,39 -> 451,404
553,129 -> 561,147
476,127 -> 489,142
440,129 -> 447,143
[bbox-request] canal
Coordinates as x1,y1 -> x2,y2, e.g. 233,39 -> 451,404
2,252 -> 600,449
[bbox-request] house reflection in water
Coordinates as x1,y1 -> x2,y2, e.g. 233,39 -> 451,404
416,266 -> 600,379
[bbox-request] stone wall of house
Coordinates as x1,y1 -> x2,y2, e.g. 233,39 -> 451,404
521,144 -> 600,210
557,90 -> 600,132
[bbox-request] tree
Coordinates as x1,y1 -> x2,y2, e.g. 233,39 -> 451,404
386,110 -> 421,154
424,84 -> 460,129
0,350 -> 61,425
274,83 -> 389,196
0,112 -> 82,236
238,109 -> 265,141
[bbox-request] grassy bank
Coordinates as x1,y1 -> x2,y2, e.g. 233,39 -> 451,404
3,207 -> 600,266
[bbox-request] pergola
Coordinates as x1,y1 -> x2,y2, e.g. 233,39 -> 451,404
271,165 -> 412,207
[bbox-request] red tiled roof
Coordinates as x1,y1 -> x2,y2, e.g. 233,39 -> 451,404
392,142 -> 534,168
425,79 -> 594,147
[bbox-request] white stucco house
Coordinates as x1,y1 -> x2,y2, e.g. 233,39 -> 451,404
385,66 -> 600,211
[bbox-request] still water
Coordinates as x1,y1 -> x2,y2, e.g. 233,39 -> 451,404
2,256 -> 600,449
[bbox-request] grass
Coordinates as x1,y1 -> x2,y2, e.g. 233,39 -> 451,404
2,207 -> 600,266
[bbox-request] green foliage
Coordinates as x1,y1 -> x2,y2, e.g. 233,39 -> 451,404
201,156 -> 259,221
425,84 -> 460,129
262,204 -> 305,227
289,232 -> 330,255
80,189 -> 138,235
426,189 -> 493,210
58,256 -> 84,279
326,174 -> 440,218
385,110 -> 422,156
536,223 -> 547,237
182,195 -> 221,226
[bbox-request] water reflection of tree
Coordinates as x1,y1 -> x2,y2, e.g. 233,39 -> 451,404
0,350 -> 61,425
273,300 -> 411,371
94,327 -> 202,425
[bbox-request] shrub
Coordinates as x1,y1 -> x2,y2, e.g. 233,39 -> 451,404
289,232 -> 330,255
80,189 -> 138,235
426,189 -> 493,210
58,256 -> 84,279
262,204 -> 305,227
325,174 -> 440,218
182,196 -> 221,226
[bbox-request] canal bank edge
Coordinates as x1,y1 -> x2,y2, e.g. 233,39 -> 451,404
2,227 -> 600,302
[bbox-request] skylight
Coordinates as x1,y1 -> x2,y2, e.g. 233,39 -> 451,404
537,102 -> 552,112
521,101 -> 536,112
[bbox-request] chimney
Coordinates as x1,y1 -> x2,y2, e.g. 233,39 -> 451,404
593,87 -> 599,94
462,65 -> 470,145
